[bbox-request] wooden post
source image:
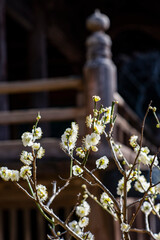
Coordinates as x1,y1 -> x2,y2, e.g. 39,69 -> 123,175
84,10 -> 117,115
0,0 -> 9,140
84,10 -> 117,157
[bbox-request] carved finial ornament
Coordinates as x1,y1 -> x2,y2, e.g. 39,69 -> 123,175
86,9 -> 110,32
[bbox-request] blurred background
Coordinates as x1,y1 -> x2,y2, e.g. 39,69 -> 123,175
0,0 -> 160,239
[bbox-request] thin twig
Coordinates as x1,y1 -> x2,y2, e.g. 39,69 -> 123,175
15,182 -> 34,200
127,101 -> 152,182
47,179 -> 70,207
65,193 -> 81,225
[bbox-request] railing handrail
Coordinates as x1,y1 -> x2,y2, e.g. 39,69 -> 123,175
0,107 -> 86,125
0,76 -> 83,94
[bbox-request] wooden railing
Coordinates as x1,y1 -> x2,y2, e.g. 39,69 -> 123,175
0,77 -> 156,164
0,77 -> 83,94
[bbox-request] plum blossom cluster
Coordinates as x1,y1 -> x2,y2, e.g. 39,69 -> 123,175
0,96 -> 160,240
71,96 -> 112,161
61,122 -> 79,153
69,186 -> 94,240
60,97 -> 160,240
129,135 -> 159,166
0,114 -> 47,204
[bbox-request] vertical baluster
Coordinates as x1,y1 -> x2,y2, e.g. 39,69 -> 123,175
24,209 -> 31,240
10,209 -> 17,240
37,210 -> 46,240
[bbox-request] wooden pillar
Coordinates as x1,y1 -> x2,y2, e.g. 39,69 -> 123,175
28,1 -> 49,136
84,9 -> 117,114
0,0 -> 9,140
84,10 -> 117,156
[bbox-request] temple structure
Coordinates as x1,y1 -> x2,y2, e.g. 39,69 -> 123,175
0,1 -> 160,239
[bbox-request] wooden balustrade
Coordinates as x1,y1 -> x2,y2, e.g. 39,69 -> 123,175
0,77 -> 83,94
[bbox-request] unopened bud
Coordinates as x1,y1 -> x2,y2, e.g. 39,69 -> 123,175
82,184 -> 86,189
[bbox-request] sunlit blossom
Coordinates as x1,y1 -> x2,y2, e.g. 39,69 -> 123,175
76,201 -> 90,218
36,184 -> 48,202
21,132 -> 33,147
121,223 -> 130,232
20,151 -> 33,165
96,156 -> 109,169
79,217 -> 89,228
37,147 -> 45,159
72,165 -> 83,176
141,201 -> 152,215
20,166 -> 32,180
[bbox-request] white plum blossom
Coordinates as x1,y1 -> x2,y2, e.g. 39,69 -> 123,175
21,132 -> 33,147
79,217 -> 89,228
37,147 -> 45,159
134,175 -> 149,193
113,142 -> 123,159
141,146 -> 150,154
32,127 -> 42,140
36,184 -> 48,202
76,147 -> 85,158
100,192 -> 114,208
102,106 -> 111,124
32,143 -> 40,150
20,151 -> 33,165
138,151 -> 150,165
148,155 -> 159,166
141,201 -> 152,215
93,120 -> 105,134
76,201 -> 90,218
129,135 -> 138,148
10,170 -> 20,182
84,133 -> 100,150
72,165 -> 83,176
68,220 -> 82,236
121,223 -> 130,232
61,122 -> 78,152
20,166 -> 32,180
117,177 -> 132,196
82,231 -> 95,240
0,167 -> 12,181
90,146 -> 98,152
86,114 -> 93,128
134,145 -> 140,153
96,156 -> 109,169
69,220 -> 78,230
92,95 -> 101,102
154,233 -> 160,240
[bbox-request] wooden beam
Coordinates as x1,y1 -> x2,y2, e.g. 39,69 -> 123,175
6,0 -> 82,62
0,107 -> 86,125
0,77 -> 83,94
47,24 -> 82,62
6,0 -> 33,30
0,138 -> 66,160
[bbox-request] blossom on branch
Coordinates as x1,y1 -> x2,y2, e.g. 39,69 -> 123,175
72,165 -> 83,176
96,156 -> 109,169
